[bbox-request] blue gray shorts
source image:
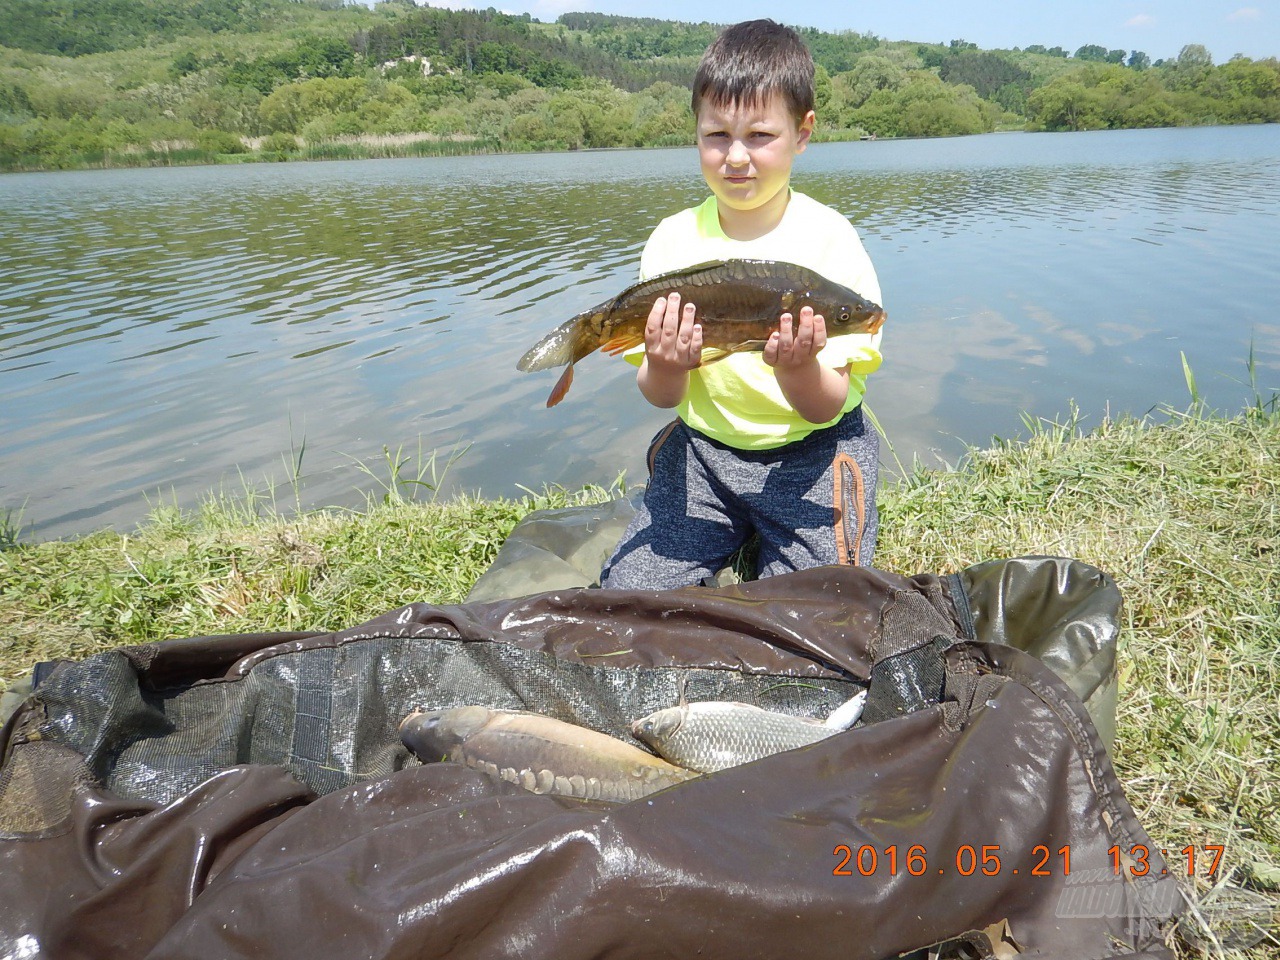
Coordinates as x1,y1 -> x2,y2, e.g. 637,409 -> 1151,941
600,407 -> 879,590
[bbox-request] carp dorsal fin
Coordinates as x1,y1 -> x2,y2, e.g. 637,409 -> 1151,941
546,363 -> 574,407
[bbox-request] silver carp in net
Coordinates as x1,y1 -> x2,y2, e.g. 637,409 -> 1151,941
400,705 -> 700,803
631,690 -> 867,774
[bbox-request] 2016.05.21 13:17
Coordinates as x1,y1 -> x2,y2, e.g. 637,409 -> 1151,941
832,843 -> 1227,878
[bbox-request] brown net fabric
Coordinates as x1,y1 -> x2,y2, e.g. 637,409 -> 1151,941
0,561 -> 1178,960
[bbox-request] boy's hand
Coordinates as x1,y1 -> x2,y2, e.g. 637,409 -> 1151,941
763,307 -> 826,368
644,292 -> 703,370
636,292 -> 701,408
765,307 -> 851,423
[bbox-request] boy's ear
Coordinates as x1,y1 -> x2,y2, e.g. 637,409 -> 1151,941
796,110 -> 816,151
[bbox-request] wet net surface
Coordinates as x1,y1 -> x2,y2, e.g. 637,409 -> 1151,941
32,634 -> 863,805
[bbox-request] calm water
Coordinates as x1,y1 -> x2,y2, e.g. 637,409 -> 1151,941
2,126 -> 1278,542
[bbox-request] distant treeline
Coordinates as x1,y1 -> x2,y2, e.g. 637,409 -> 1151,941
0,0 -> 1277,172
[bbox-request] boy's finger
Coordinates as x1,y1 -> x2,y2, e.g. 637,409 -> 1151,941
763,331 -> 780,365
676,303 -> 697,356
663,292 -> 682,335
646,297 -> 666,344
796,307 -> 814,345
812,313 -> 827,350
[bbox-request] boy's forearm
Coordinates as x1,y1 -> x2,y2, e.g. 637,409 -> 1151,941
775,360 -> 850,423
637,358 -> 690,408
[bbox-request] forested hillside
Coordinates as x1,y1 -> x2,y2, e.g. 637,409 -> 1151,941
1,0 -> 1277,171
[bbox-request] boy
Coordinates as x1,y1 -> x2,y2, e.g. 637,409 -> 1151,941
600,19 -> 884,590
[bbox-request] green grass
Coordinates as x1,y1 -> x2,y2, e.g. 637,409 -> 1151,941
1,405 -> 1277,957
0,479 -> 618,668
875,403 -> 1279,958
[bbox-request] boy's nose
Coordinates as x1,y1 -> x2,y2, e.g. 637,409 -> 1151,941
726,139 -> 750,166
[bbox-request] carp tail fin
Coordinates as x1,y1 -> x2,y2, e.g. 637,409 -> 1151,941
518,315 -> 585,372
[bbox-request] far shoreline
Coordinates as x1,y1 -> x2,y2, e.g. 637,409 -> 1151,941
4,121 -> 1275,177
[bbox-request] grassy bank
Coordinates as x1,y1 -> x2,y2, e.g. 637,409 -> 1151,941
2,405 -> 1277,955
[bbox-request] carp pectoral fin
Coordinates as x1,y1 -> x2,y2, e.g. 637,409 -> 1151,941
546,363 -> 574,407
599,334 -> 643,356
700,341 -> 769,366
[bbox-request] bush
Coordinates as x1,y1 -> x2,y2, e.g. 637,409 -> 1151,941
195,129 -> 248,154
260,132 -> 299,153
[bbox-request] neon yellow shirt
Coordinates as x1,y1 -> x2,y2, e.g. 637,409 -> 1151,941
629,192 -> 883,450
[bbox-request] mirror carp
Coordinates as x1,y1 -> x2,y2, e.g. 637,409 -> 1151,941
516,259 -> 886,407
400,706 -> 699,803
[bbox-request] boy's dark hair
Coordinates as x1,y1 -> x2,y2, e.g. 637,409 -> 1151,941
692,19 -> 815,125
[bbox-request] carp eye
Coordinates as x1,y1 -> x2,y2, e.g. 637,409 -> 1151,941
838,308 -> 851,322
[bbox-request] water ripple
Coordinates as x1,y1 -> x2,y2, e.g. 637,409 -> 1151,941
2,127 -> 1277,540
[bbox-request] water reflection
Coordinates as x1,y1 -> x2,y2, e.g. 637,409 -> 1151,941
1,126 -> 1278,541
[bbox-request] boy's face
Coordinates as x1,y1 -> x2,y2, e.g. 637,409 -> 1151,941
696,92 -> 814,226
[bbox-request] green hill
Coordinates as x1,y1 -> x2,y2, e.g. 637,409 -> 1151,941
0,1 -> 1276,171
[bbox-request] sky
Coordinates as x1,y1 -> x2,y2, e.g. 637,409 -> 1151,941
411,0 -> 1280,63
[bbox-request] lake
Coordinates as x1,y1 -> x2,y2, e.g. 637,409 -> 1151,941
2,125 -> 1278,542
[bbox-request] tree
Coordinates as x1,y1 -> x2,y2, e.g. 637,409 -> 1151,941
1128,51 -> 1151,71
1165,43 -> 1214,92
258,77 -> 416,136
1028,79 -> 1104,130
813,64 -> 833,117
939,50 -> 1032,100
226,37 -> 358,95
1176,44 -> 1213,69
835,56 -> 906,110
0,80 -> 35,121
852,72 -> 996,137
1199,57 -> 1280,122
1074,45 -> 1109,62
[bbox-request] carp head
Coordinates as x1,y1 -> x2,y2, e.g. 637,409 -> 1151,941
828,298 -> 886,334
630,706 -> 687,752
400,705 -> 493,760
